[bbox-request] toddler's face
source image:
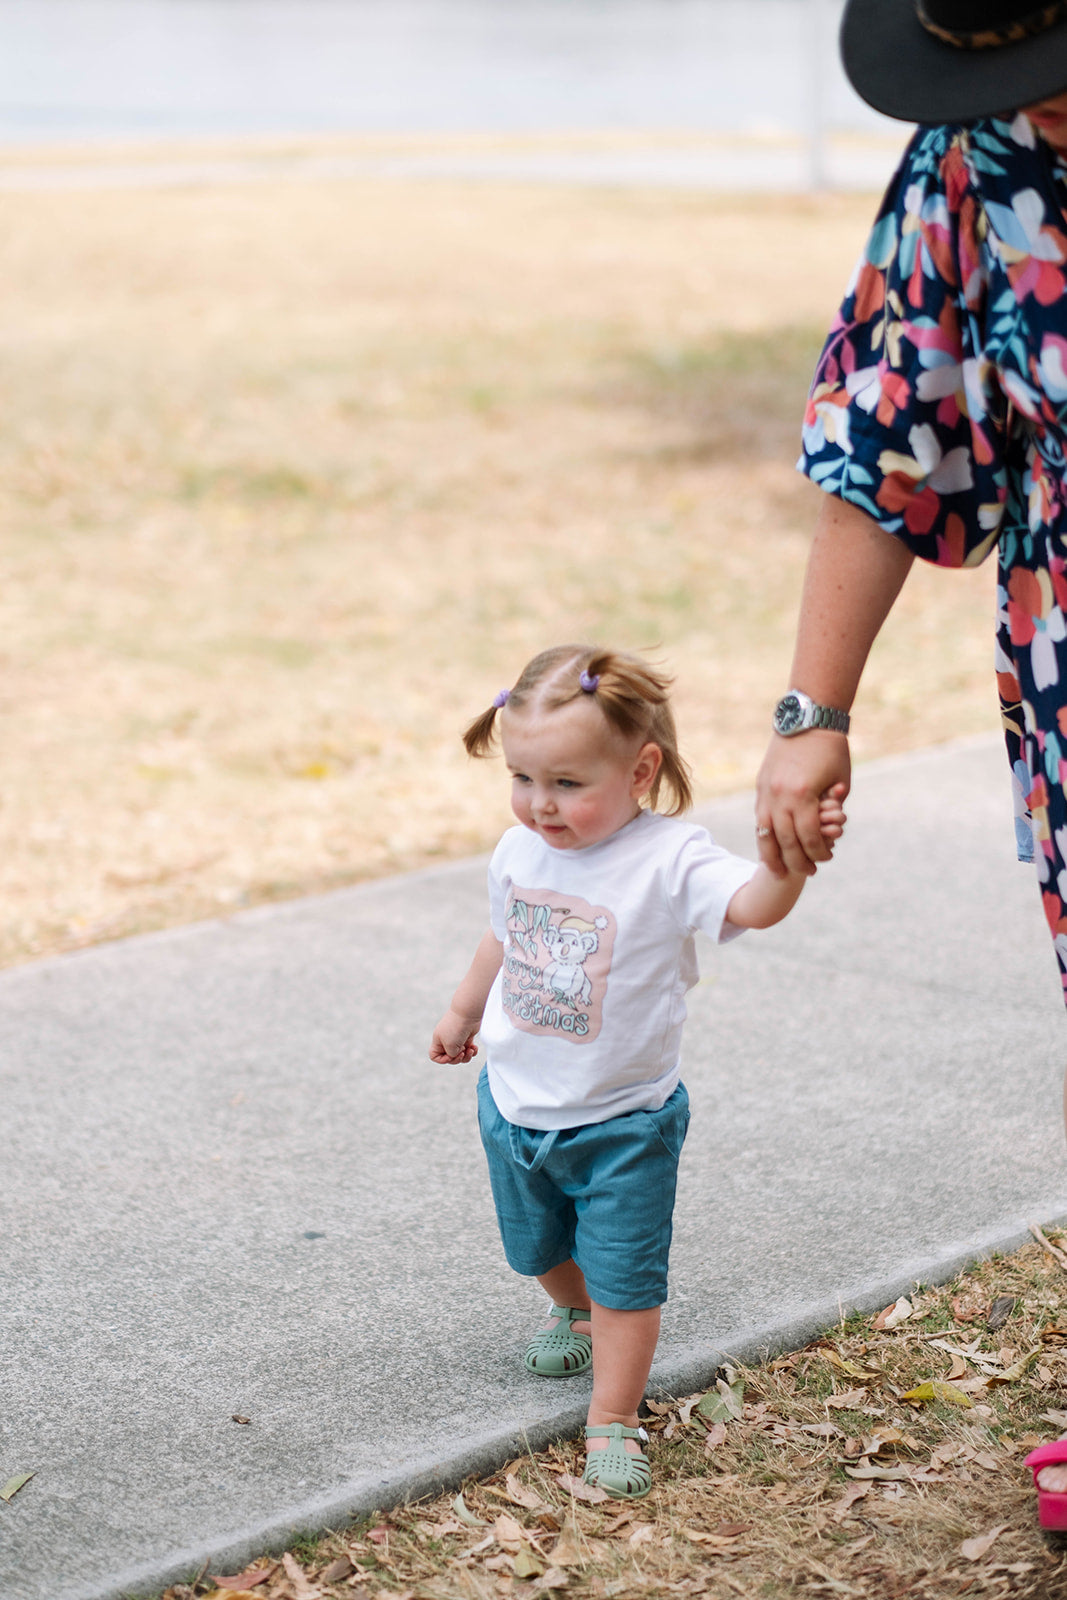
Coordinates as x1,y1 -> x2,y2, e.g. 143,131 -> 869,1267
501,698 -> 659,851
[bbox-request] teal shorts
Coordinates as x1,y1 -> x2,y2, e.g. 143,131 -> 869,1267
476,1066 -> 690,1311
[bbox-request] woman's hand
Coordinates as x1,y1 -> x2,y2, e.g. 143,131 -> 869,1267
755,731 -> 851,877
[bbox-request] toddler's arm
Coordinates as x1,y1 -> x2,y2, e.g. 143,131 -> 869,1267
726,785 -> 846,930
429,927 -> 504,1064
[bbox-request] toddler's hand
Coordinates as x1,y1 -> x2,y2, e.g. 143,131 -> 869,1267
429,1009 -> 479,1065
818,782 -> 847,845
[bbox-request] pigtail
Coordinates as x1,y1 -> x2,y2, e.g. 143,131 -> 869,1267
650,736 -> 693,816
463,703 -> 503,758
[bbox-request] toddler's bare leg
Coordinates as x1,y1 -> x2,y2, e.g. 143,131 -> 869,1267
535,1260 -> 591,1336
586,1303 -> 661,1457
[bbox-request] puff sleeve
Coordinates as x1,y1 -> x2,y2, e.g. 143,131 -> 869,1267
799,124 -> 1014,569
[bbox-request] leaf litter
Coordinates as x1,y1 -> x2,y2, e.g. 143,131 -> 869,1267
157,1234 -> 1067,1600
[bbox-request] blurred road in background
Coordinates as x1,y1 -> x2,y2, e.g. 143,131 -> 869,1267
0,0 -> 906,190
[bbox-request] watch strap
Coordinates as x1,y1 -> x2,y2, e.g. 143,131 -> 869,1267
809,703 -> 850,734
774,691 -> 851,737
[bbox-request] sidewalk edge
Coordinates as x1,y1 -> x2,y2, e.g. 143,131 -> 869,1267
72,1203 -> 1067,1600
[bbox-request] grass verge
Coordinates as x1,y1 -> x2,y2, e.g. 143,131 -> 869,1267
162,1230 -> 1067,1600
1,174 -> 996,969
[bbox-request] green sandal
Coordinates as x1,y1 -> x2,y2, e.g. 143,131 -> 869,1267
523,1305 -> 592,1377
583,1424 -> 652,1499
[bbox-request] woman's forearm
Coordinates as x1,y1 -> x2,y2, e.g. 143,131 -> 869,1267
756,495 -> 914,876
788,494 -> 915,709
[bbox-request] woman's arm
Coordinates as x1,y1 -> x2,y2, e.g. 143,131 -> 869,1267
756,495 -> 915,876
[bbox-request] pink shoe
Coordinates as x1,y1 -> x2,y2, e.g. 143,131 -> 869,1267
1025,1442 -> 1067,1530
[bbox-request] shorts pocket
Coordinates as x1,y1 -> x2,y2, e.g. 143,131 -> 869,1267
639,1083 -> 690,1160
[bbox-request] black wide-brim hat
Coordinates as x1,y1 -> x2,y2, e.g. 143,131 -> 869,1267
842,0 -> 1067,123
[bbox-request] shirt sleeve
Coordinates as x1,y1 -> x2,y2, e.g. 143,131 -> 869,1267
799,124 -> 1010,568
664,829 -> 759,945
487,838 -> 508,942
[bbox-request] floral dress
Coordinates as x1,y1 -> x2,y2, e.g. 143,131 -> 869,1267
800,114 -> 1067,1000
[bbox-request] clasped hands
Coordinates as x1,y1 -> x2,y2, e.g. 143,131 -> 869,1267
755,729 -> 851,878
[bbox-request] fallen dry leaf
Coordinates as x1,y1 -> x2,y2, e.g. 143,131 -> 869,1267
534,1568 -> 570,1591
989,1347 -> 1042,1385
452,1492 -> 488,1527
703,1422 -> 727,1452
547,1530 -> 585,1566
458,1532 -> 496,1561
873,1297 -> 913,1331
677,1394 -> 702,1426
557,1473 -> 608,1504
952,1376 -> 994,1394
987,1295 -> 1016,1332
960,1524 -> 1007,1562
209,1570 -> 276,1592
503,1472 -> 553,1512
493,1513 -> 526,1553
281,1552 -> 323,1598
628,1523 -> 655,1547
696,1377 -> 744,1423
901,1380 -> 973,1408
821,1349 -> 881,1381
514,1547 -> 545,1579
318,1557 -> 353,1583
0,1473 -> 34,1503
826,1387 -> 868,1410
952,1296 -> 988,1323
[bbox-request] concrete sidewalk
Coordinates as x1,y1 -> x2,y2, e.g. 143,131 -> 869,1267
3,736 -> 1067,1600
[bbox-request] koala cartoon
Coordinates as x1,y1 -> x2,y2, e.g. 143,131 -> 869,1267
541,915 -> 607,1008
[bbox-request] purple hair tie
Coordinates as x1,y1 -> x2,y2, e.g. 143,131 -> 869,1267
492,688 -> 510,708
579,670 -> 600,693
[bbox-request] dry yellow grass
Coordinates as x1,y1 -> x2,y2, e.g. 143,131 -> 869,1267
1,160 -> 997,967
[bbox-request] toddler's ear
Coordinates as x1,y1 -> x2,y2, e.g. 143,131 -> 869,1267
632,741 -> 663,797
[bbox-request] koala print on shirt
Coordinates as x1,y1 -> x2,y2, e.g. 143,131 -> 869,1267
501,887 -> 616,1043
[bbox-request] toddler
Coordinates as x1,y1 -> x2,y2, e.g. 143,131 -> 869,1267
429,644 -> 844,1499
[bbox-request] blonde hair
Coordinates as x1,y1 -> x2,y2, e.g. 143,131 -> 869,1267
463,644 -> 693,816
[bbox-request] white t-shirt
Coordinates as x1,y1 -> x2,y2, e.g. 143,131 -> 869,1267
480,809 -> 758,1130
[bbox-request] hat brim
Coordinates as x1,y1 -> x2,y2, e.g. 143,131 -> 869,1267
842,0 -> 1067,123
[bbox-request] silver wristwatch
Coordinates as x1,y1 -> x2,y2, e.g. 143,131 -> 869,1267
772,689 -> 850,737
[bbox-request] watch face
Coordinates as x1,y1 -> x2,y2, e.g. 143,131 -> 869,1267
775,693 -> 805,734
